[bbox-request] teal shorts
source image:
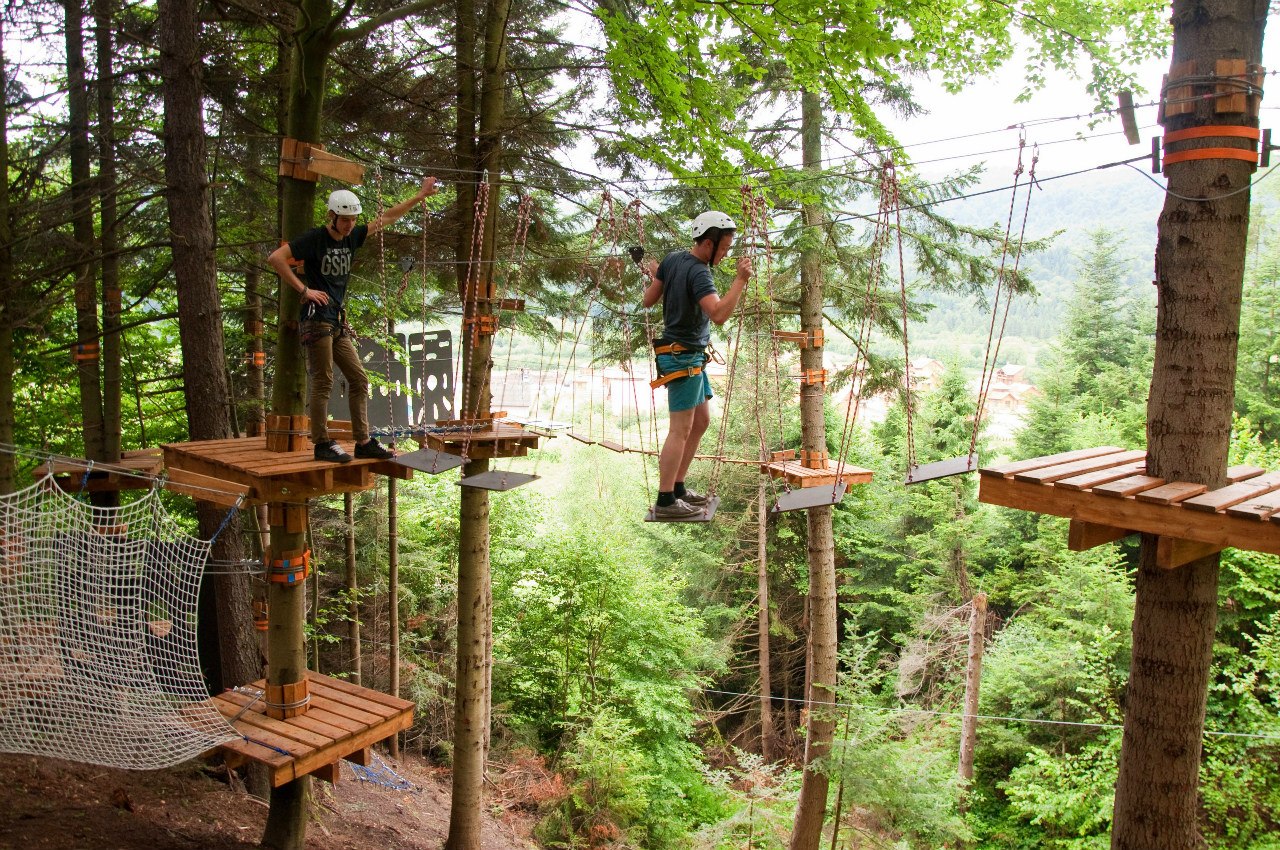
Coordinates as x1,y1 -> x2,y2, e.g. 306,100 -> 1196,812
656,351 -> 712,413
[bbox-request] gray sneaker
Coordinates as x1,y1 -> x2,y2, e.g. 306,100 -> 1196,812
653,498 -> 704,519
680,487 -> 710,506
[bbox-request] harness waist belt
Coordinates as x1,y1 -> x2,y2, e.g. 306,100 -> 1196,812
653,340 -> 704,356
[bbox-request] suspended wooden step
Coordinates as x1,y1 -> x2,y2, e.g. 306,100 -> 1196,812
210,671 -> 412,787
905,452 -> 980,485
418,414 -> 540,460
644,496 -> 721,523
458,470 -> 539,491
772,481 -> 848,513
567,432 -> 597,445
163,436 -> 410,505
394,446 -> 464,474
598,440 -> 627,453
761,449 -> 873,490
978,446 -> 1278,568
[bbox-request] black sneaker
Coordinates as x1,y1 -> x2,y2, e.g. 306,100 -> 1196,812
355,437 -> 395,460
314,440 -> 352,463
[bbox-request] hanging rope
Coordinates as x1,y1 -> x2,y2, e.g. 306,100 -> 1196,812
970,141 -> 1039,460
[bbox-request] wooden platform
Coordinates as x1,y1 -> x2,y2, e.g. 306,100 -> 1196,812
418,421 -> 540,460
162,437 -> 411,506
35,448 -> 163,493
210,671 -> 413,787
978,446 -> 1280,568
762,458 -> 874,489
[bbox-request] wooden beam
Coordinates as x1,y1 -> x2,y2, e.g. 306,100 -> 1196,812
978,473 -> 1280,556
304,147 -> 365,184
1155,536 -> 1223,570
1068,519 -> 1132,551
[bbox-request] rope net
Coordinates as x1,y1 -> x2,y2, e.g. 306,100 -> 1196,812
0,477 -> 236,769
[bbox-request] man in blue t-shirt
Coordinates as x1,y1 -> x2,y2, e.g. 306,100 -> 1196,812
267,177 -> 438,462
642,211 -> 752,518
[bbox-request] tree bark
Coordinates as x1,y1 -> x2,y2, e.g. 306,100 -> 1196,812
345,492 -> 361,684
94,0 -> 121,465
389,477 -> 401,758
159,0 -> 259,697
64,0 -> 105,464
1111,3 -> 1267,849
959,593 -> 987,787
757,477 -> 773,761
790,88 -> 837,850
446,0 -> 509,844
0,18 -> 13,494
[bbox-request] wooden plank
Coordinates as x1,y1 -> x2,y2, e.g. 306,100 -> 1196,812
311,761 -> 341,785
1225,487 -> 1280,520
979,473 -> 1280,556
979,446 -> 1125,479
346,747 -> 372,767
307,677 -> 405,718
1135,481 -> 1208,505
1182,471 -> 1280,513
307,692 -> 386,727
1227,465 -> 1266,483
213,690 -> 353,741
284,710 -> 411,786
305,670 -> 414,711
1156,537 -> 1223,569
1013,449 -> 1147,484
1092,475 -> 1166,498
304,147 -> 365,184
164,467 -> 251,507
1055,459 -> 1146,491
1068,519 -> 1132,551
218,699 -> 331,750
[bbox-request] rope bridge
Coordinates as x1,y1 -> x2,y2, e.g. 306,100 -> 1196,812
0,477 -> 236,769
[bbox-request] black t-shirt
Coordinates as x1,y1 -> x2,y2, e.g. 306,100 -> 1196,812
289,223 -> 369,323
656,250 -> 718,348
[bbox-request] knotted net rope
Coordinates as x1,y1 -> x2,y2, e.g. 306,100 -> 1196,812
0,477 -> 235,769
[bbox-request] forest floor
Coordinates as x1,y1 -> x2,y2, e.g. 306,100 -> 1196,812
0,751 -> 542,850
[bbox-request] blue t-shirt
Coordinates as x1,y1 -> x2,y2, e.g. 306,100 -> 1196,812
289,223 -> 369,323
656,250 -> 718,348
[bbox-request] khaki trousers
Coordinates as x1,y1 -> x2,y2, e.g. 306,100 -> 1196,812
303,321 -> 369,444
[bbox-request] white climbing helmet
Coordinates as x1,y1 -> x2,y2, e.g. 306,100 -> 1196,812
691,210 -> 736,240
326,189 -> 362,217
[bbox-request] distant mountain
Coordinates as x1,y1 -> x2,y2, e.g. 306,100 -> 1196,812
917,165 -> 1165,350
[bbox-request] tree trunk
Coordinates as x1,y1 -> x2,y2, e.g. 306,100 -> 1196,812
790,88 -> 837,850
958,593 -> 987,788
159,0 -> 258,697
389,477 -> 400,758
0,18 -> 13,494
345,492 -> 361,684
245,267 -> 266,437
757,477 -> 773,761
446,0 -> 509,844
1111,3 -> 1266,849
64,0 -> 105,464
94,0 -> 121,465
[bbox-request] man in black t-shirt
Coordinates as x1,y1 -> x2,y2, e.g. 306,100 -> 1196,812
267,177 -> 438,462
641,211 -> 752,518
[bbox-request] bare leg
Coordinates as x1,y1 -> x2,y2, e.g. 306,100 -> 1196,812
659,407 -> 696,492
675,402 -> 711,484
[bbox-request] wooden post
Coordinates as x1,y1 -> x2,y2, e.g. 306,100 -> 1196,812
388,476 -> 400,758
757,475 -> 773,761
959,593 -> 988,787
345,493 -> 360,685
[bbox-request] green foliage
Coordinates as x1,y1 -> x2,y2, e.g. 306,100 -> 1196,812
493,520 -> 722,846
